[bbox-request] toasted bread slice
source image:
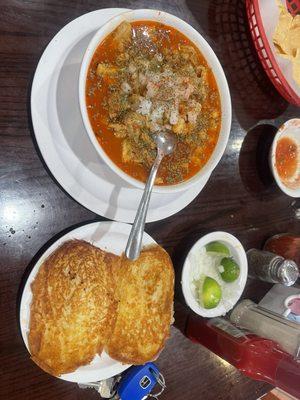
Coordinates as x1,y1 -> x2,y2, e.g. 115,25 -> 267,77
28,240 -> 119,376
106,245 -> 174,364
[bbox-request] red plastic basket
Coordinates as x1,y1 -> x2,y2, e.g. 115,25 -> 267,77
286,0 -> 300,16
246,0 -> 300,106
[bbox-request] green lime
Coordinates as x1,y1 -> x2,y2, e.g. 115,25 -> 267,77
220,257 -> 240,282
205,241 -> 230,256
201,276 -> 222,309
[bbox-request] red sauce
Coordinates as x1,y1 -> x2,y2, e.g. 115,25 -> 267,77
275,137 -> 298,180
264,234 -> 300,266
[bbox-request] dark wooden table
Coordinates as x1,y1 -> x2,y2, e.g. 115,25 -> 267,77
1,0 -> 299,399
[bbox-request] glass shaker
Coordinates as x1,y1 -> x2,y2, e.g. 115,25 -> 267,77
230,299 -> 300,358
247,249 -> 299,286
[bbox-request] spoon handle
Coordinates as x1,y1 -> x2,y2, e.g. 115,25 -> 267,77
125,151 -> 163,260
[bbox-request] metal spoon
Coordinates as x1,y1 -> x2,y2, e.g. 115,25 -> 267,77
125,131 -> 177,260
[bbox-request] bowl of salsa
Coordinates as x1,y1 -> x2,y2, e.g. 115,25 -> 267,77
79,9 -> 232,193
270,119 -> 300,197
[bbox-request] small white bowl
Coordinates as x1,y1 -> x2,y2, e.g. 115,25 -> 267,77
181,232 -> 248,318
79,9 -> 232,194
270,118 -> 300,198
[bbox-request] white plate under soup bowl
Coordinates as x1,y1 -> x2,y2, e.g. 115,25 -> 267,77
181,231 -> 248,318
79,9 -> 232,194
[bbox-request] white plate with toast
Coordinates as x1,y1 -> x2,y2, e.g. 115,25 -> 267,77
30,8 -> 210,223
20,221 -> 156,383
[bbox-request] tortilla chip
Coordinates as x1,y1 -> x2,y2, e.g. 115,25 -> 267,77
273,0 -> 300,86
290,17 -> 300,56
292,49 -> 300,85
273,18 -> 292,52
273,1 -> 293,56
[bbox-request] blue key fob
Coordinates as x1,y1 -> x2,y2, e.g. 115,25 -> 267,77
118,363 -> 160,400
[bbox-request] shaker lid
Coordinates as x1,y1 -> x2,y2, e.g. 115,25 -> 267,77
279,260 -> 299,286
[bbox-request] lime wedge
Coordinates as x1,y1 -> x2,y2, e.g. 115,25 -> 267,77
201,276 -> 222,309
220,257 -> 240,282
205,241 -> 230,256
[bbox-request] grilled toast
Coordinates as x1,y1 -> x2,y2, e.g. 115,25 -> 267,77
28,241 -> 174,375
28,240 -> 119,376
106,245 -> 174,364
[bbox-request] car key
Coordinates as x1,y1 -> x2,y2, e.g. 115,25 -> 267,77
118,363 -> 165,400
78,363 -> 165,400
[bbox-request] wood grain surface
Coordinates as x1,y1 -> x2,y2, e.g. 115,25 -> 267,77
0,0 -> 299,399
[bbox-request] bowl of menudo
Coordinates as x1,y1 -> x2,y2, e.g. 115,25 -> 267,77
79,9 -> 232,193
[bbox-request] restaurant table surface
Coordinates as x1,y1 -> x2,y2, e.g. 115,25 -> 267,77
1,0 -> 299,399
